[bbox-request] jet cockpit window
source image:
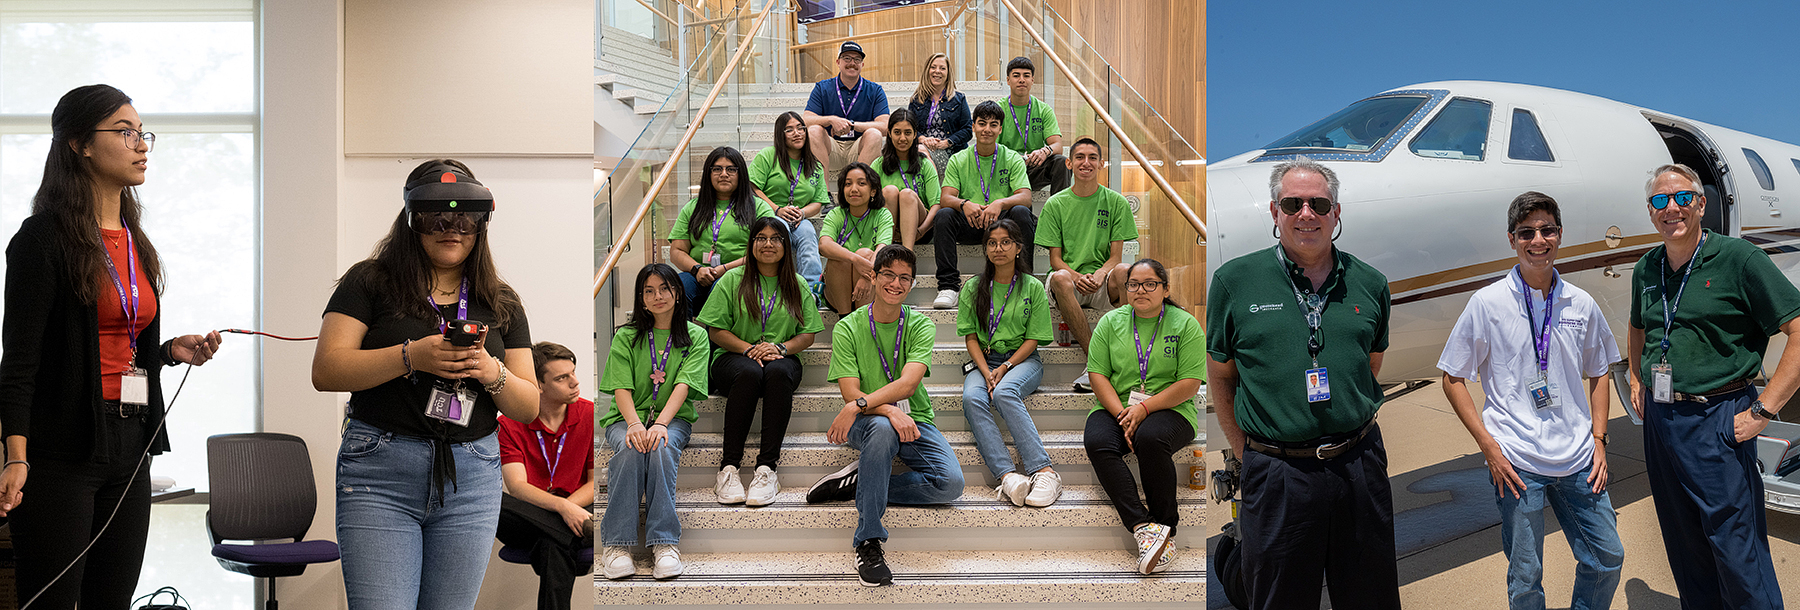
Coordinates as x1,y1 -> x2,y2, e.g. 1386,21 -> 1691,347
1409,98 -> 1492,161
1261,95 -> 1428,153
1743,148 -> 1774,190
1507,109 -> 1554,162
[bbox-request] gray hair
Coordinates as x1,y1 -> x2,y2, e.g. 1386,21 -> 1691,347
1268,155 -> 1341,202
1645,163 -> 1703,198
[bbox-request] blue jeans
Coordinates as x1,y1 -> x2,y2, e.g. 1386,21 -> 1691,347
1495,463 -> 1624,610
961,351 -> 1049,480
845,416 -> 964,547
789,217 -> 823,284
336,418 -> 502,610
601,419 -> 691,547
677,272 -> 714,317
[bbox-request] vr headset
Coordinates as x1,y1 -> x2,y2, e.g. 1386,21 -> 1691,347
402,161 -> 494,234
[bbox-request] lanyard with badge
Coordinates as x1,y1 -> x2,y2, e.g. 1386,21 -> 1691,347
101,223 -> 150,407
927,97 -> 942,132
1129,304 -> 1166,407
787,159 -> 816,211
1009,102 -> 1032,146
646,328 -> 682,403
835,208 -> 870,246
984,279 -> 1017,347
1276,246 -> 1333,402
1518,268 -> 1561,409
703,205 -> 729,266
535,428 -> 566,482
1652,231 -> 1706,403
837,77 -> 862,119
422,278 -> 476,426
975,151 -> 999,204
869,305 -> 912,414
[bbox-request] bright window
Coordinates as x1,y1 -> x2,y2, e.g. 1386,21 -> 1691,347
1744,147 -> 1774,191
1410,98 -> 1491,161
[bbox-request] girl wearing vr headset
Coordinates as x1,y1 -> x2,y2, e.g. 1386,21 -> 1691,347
313,159 -> 539,608
0,84 -> 225,608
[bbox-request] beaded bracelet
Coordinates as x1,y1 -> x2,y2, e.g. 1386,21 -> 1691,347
483,369 -> 508,394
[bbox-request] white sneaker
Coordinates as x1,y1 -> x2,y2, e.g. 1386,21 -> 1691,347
1148,544 -> 1178,574
600,546 -> 635,580
933,289 -> 958,309
1072,372 -> 1092,393
1133,523 -> 1172,575
746,466 -> 780,507
714,465 -> 746,504
652,544 -> 684,579
997,472 -> 1031,507
1024,470 -> 1062,507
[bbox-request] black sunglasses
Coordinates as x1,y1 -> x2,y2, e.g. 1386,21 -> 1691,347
1278,197 -> 1334,215
1511,225 -> 1562,241
1647,190 -> 1698,210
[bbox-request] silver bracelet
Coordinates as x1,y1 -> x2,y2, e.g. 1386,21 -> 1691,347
483,368 -> 508,394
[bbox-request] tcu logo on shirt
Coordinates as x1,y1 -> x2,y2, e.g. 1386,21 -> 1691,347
1095,209 -> 1111,229
1163,335 -> 1179,356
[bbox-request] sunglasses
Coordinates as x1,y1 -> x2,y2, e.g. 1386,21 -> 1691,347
1278,197 -> 1334,215
412,211 -> 488,235
1647,190 -> 1699,210
1511,225 -> 1562,241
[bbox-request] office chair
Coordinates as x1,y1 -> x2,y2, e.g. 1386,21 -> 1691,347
206,433 -> 340,610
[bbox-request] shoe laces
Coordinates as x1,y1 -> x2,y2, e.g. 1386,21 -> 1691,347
751,468 -> 776,488
856,541 -> 886,567
655,545 -> 680,561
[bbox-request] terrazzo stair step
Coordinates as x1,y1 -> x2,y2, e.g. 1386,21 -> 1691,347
811,290 -> 1108,344
602,485 -> 1203,553
595,70 -> 680,97
591,549 -> 1205,606
688,385 -> 1104,434
787,342 -> 1088,385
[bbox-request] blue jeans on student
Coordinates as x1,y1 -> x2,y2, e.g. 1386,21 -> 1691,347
336,418 -> 503,610
845,415 -> 964,547
601,419 -> 691,547
677,272 -> 714,317
961,351 -> 1049,480
789,217 -> 823,284
1495,462 -> 1624,610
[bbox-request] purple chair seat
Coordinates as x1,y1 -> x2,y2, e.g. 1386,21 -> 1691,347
212,540 -> 341,565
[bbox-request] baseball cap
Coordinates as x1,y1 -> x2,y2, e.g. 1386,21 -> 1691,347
839,41 -> 865,59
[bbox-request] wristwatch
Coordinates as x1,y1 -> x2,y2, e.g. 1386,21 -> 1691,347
855,397 -> 868,411
1750,400 -> 1777,420
690,263 -> 703,275
775,342 -> 789,356
1592,432 -> 1608,447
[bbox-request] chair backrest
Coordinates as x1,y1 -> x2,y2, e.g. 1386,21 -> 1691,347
206,433 -> 317,543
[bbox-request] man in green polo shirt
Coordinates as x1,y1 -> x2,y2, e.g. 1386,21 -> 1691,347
1038,137 -> 1138,391
997,56 -> 1067,195
1206,156 -> 1397,610
805,246 -> 964,587
1627,163 -> 1796,608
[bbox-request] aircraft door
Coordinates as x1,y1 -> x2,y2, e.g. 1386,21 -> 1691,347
1652,121 -> 1735,235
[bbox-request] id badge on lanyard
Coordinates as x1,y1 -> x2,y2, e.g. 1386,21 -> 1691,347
423,278 -> 476,427
1653,233 -> 1704,405
102,223 -> 150,406
120,367 -> 150,406
1651,363 -> 1674,403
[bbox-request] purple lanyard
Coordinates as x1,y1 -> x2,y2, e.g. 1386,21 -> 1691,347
928,96 -> 941,129
427,278 -> 471,334
756,280 -> 781,335
709,203 -> 729,251
99,223 -> 141,356
868,305 -> 908,383
1131,305 -> 1166,392
837,77 -> 863,118
648,329 -> 675,400
534,429 -> 566,479
1516,268 -> 1559,376
1009,101 -> 1032,145
898,166 -> 918,194
786,160 -> 804,207
835,208 -> 870,245
975,151 -> 999,202
985,278 -> 1017,343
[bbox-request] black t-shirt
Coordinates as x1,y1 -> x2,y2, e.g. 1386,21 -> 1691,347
324,262 -> 531,441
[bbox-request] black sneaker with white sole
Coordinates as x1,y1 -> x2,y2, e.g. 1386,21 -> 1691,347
806,462 -> 859,503
855,539 -> 894,586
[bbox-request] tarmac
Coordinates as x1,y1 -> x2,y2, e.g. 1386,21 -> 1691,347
1205,380 -> 1800,609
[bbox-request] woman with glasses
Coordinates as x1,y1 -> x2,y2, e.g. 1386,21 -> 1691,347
313,159 -> 539,608
908,52 -> 971,175
819,162 -> 896,314
748,112 -> 827,286
596,263 -> 709,581
670,146 -> 776,315
871,109 -> 940,248
0,84 -> 224,608
697,217 -> 824,506
956,219 -> 1061,507
1082,258 -> 1203,575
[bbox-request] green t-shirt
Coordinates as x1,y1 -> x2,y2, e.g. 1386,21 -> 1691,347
749,146 -> 829,210
597,321 -> 712,427
1206,245 -> 1391,442
1630,230 -> 1800,394
1086,305 -> 1207,435
996,96 -> 1060,154
696,266 -> 827,358
871,155 -> 941,209
820,205 -> 896,252
1037,185 -> 1139,274
667,197 -> 777,266
942,145 -> 1030,205
827,305 -> 937,426
956,273 -> 1054,354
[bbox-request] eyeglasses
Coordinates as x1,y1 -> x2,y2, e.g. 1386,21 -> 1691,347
751,235 -> 786,245
709,165 -> 741,176
412,211 -> 488,235
876,270 -> 916,286
1648,190 -> 1698,209
93,128 -> 155,152
839,54 -> 864,65
1278,197 -> 1334,215
1125,281 -> 1167,292
984,239 -> 1017,250
1511,225 -> 1563,241
783,126 -> 807,135
641,284 -> 676,298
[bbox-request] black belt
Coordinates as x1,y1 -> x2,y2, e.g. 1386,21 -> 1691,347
1245,421 -> 1375,460
105,399 -> 149,418
1673,378 -> 1752,404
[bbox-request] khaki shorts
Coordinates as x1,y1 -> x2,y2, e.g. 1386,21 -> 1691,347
826,131 -> 883,168
1048,273 -> 1118,312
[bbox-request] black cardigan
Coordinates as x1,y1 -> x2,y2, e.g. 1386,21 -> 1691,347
908,90 -> 973,155
0,214 -> 173,463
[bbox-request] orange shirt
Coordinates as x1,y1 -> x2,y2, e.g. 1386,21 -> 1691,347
97,226 -> 157,400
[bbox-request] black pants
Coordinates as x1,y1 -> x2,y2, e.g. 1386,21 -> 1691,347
711,352 -> 802,470
1239,424 -> 1399,610
11,414 -> 152,609
931,205 -> 1037,290
1082,408 -> 1193,533
495,494 -> 595,610
1026,153 -> 1070,194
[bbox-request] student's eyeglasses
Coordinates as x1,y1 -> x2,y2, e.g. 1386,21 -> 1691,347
984,239 -> 1017,250
1278,197 -> 1334,215
411,211 -> 488,235
783,126 -> 807,135
876,270 -> 916,286
641,285 -> 676,298
94,128 -> 155,152
1648,190 -> 1699,209
709,165 -> 741,176
752,235 -> 786,245
1125,281 -> 1166,293
1511,226 -> 1563,241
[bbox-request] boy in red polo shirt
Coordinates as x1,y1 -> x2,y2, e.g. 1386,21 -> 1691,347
497,342 -> 596,610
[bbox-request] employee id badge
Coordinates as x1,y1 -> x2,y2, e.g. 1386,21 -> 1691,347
1128,390 -> 1152,407
894,398 -> 911,414
1527,377 -> 1556,410
704,250 -> 721,266
1651,363 -> 1674,403
120,366 -> 150,406
425,381 -> 475,427
1304,367 -> 1331,403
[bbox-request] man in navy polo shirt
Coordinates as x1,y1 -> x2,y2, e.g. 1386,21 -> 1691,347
803,41 -> 890,172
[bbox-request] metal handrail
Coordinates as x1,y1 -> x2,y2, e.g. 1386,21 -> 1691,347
593,0 -> 781,298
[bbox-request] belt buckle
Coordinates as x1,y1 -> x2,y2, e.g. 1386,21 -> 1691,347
1315,440 -> 1347,460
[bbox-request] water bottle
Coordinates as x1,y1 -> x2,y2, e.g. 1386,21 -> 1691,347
1056,322 -> 1072,346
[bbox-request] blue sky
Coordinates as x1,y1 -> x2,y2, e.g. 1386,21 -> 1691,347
1208,2 -> 1800,160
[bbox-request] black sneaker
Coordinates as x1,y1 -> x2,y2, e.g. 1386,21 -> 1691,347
855,539 -> 894,587
806,462 -> 859,503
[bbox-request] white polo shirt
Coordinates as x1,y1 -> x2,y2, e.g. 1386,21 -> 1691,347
1437,268 -> 1619,477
